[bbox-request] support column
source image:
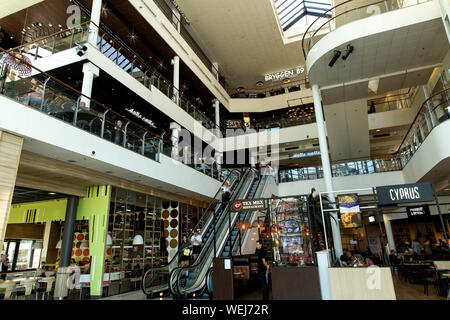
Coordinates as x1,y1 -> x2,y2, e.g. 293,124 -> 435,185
383,214 -> 396,252
0,131 -> 23,252
170,122 -> 181,160
81,62 -> 100,109
312,84 -> 343,260
438,0 -> 450,44
88,0 -> 102,46
213,99 -> 222,174
172,56 -> 180,104
54,196 -> 79,299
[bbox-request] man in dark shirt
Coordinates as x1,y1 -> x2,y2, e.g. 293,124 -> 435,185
256,240 -> 269,300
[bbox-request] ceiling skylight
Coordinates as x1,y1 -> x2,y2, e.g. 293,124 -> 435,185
273,0 -> 332,31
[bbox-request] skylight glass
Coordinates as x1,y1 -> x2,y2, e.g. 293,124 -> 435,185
273,0 -> 332,31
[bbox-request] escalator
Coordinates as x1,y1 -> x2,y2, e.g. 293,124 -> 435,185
141,168 -> 245,298
172,169 -> 271,298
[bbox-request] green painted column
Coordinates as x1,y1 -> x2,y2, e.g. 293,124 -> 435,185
78,185 -> 111,297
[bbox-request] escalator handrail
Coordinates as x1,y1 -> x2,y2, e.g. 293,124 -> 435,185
142,169 -> 241,295
173,168 -> 258,295
228,175 -> 269,256
165,169 -> 252,296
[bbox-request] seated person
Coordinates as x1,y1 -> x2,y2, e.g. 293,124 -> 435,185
340,249 -> 353,266
388,249 -> 401,267
361,253 -> 375,267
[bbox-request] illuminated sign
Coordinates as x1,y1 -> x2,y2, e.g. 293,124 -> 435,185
289,150 -> 320,159
125,108 -> 156,128
265,66 -> 305,82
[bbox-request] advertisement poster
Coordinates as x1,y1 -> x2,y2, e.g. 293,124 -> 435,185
338,194 -> 362,228
281,236 -> 302,254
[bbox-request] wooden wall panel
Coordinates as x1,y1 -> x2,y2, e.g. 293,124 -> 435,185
5,223 -> 45,240
328,267 -> 397,300
0,131 -> 23,252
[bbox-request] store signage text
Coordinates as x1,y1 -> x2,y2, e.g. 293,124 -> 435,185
232,199 -> 266,212
289,150 -> 320,159
125,108 -> 156,128
376,183 -> 434,205
265,66 -> 305,82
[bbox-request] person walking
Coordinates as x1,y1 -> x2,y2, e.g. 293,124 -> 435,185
1,253 -> 9,280
256,240 -> 269,300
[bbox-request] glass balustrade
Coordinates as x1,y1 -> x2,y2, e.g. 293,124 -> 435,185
279,157 -> 403,183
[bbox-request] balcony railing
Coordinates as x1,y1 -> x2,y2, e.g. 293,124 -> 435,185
397,86 -> 450,167
2,21 -> 224,136
280,156 -> 403,182
152,0 -> 226,87
301,0 -> 432,59
0,49 -> 224,181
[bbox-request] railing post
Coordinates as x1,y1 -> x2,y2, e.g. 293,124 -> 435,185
51,37 -> 56,54
70,30 -> 75,48
73,96 -> 82,126
101,109 -> 109,138
123,121 -> 130,148
34,46 -> 39,60
142,132 -> 148,156
40,77 -> 51,112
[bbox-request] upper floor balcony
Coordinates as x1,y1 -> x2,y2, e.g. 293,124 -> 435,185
302,0 -> 448,88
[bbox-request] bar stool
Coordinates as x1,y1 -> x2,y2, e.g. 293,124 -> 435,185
0,280 -> 16,300
20,278 -> 38,300
39,277 -> 55,300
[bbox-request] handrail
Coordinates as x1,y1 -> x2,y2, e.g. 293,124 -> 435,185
395,86 -> 450,153
301,0 -> 353,59
173,168 -> 257,295
4,21 -> 92,54
142,169 -> 241,295
228,175 -> 268,256
301,0 -> 414,60
0,48 -> 162,141
88,21 -> 224,132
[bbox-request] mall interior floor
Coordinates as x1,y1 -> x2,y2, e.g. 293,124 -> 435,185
392,272 -> 445,300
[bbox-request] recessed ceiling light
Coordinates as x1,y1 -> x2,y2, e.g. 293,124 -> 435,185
48,192 -> 56,195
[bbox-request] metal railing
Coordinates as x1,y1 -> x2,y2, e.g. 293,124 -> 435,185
152,0 -> 226,87
279,156 -> 403,183
301,0 -> 431,59
396,86 -> 450,167
0,49 -> 226,180
2,20 -> 225,136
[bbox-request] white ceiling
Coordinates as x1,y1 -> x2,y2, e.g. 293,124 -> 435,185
176,0 -> 305,90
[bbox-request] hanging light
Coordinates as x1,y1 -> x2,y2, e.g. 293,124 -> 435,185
133,235 -> 144,245
32,241 -> 43,249
256,81 -> 264,87
106,234 -> 113,246
56,240 -> 62,249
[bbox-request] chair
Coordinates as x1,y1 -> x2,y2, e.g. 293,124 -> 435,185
39,277 -> 55,300
423,268 -> 441,296
0,281 -> 16,300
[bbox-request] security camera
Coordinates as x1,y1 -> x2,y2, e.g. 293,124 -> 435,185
91,150 -> 96,156
75,42 -> 87,56
342,45 -> 354,60
328,50 -> 341,67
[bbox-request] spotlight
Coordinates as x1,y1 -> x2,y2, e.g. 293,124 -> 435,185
328,50 -> 341,67
75,42 -> 87,56
342,45 -> 354,60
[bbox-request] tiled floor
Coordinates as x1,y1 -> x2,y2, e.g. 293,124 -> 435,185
99,274 -> 447,300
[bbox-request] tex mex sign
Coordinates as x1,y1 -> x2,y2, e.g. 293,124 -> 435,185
232,199 -> 266,212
